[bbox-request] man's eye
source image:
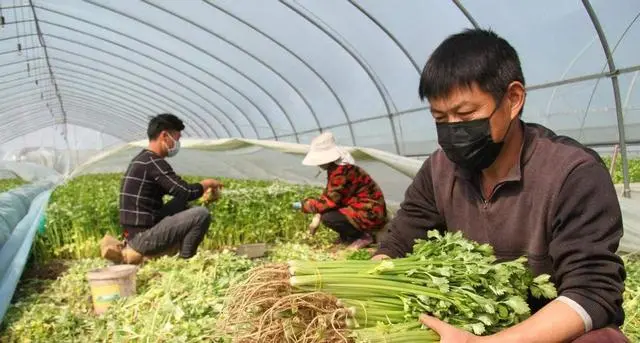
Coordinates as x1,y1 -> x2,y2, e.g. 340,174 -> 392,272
458,110 -> 475,116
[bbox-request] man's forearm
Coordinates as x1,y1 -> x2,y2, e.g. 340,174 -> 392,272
477,300 -> 585,343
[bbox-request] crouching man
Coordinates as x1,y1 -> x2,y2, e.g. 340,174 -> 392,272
105,113 -> 221,264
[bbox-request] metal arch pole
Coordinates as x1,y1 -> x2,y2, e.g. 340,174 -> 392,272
0,73 -> 170,127
58,102 -> 147,136
82,0 -> 297,142
0,86 -> 55,106
50,94 -> 155,129
0,19 -> 35,26
203,0 -> 356,145
0,91 -> 159,136
0,33 -> 37,43
0,89 -> 146,126
39,19 -> 249,139
61,104 -> 147,134
452,0 -> 481,29
52,68 -> 206,129
0,46 -> 38,58
46,49 -> 219,138
52,103 -> 146,134
0,77 -> 48,94
583,0 -> 631,198
56,78 -> 184,124
0,93 -> 155,134
55,88 -> 168,127
0,55 -> 41,69
1,102 -> 54,123
347,0 -> 421,74
279,0 -> 401,154
0,68 -> 38,82
2,106 -> 143,138
0,78 -> 168,128
44,58 -> 212,136
7,105 -> 145,139
2,116 -> 139,144
143,1 -> 322,138
35,6 -> 275,141
0,63 -> 198,138
41,34 -> 230,138
0,51 -> 211,138
1,108 -> 142,140
28,0 -> 69,136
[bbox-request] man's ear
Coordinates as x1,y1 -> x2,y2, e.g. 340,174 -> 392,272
506,81 -> 526,120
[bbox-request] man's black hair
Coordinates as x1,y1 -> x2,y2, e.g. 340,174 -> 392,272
147,113 -> 185,140
419,29 -> 525,107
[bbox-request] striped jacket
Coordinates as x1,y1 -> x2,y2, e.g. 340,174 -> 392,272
119,149 -> 203,232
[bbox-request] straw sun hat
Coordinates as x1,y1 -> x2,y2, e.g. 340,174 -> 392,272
302,132 -> 350,166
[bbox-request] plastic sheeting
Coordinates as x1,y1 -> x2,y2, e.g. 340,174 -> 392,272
0,189 -> 52,322
72,138 -> 640,253
1,1 -> 639,151
0,181 -> 54,249
616,184 -> 640,253
0,162 -> 62,183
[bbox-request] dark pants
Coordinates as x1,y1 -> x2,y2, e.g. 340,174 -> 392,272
126,197 -> 211,259
321,210 -> 363,242
572,327 -> 629,342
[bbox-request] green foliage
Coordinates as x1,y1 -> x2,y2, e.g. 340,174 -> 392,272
601,156 -> 640,183
34,173 -> 327,261
0,251 -> 254,342
291,231 -> 558,336
0,178 -> 27,193
345,248 -> 374,260
622,254 -> 640,342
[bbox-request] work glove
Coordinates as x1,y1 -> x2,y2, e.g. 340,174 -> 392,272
292,201 -> 302,210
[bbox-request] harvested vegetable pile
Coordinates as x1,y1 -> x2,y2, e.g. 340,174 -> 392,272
34,173 -> 325,261
219,231 -> 558,342
0,177 -> 27,193
2,243 -> 639,342
0,251 -> 254,342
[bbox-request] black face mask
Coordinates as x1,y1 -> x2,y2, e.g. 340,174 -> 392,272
436,107 -> 509,172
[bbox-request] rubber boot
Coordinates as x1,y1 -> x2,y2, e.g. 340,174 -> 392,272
122,246 -> 144,265
100,234 -> 123,264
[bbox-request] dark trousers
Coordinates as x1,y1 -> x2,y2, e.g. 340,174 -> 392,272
321,210 -> 363,242
572,327 -> 629,343
126,197 -> 211,259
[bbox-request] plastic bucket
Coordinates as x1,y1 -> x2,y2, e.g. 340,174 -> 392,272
86,264 -> 138,315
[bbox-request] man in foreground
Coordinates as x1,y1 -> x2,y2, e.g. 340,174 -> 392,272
374,29 -> 628,342
113,113 -> 221,264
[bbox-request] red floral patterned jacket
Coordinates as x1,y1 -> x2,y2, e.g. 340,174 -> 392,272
302,164 -> 387,231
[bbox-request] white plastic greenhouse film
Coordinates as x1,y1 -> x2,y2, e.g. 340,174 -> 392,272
70,139 -> 640,253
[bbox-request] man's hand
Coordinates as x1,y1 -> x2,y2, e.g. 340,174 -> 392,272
200,178 -> 223,190
419,315 -> 480,343
200,188 -> 215,205
371,254 -> 390,261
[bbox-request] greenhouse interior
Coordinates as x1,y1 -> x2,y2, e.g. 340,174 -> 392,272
0,0 -> 639,342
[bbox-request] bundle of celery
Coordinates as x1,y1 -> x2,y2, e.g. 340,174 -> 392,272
220,231 -> 557,343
